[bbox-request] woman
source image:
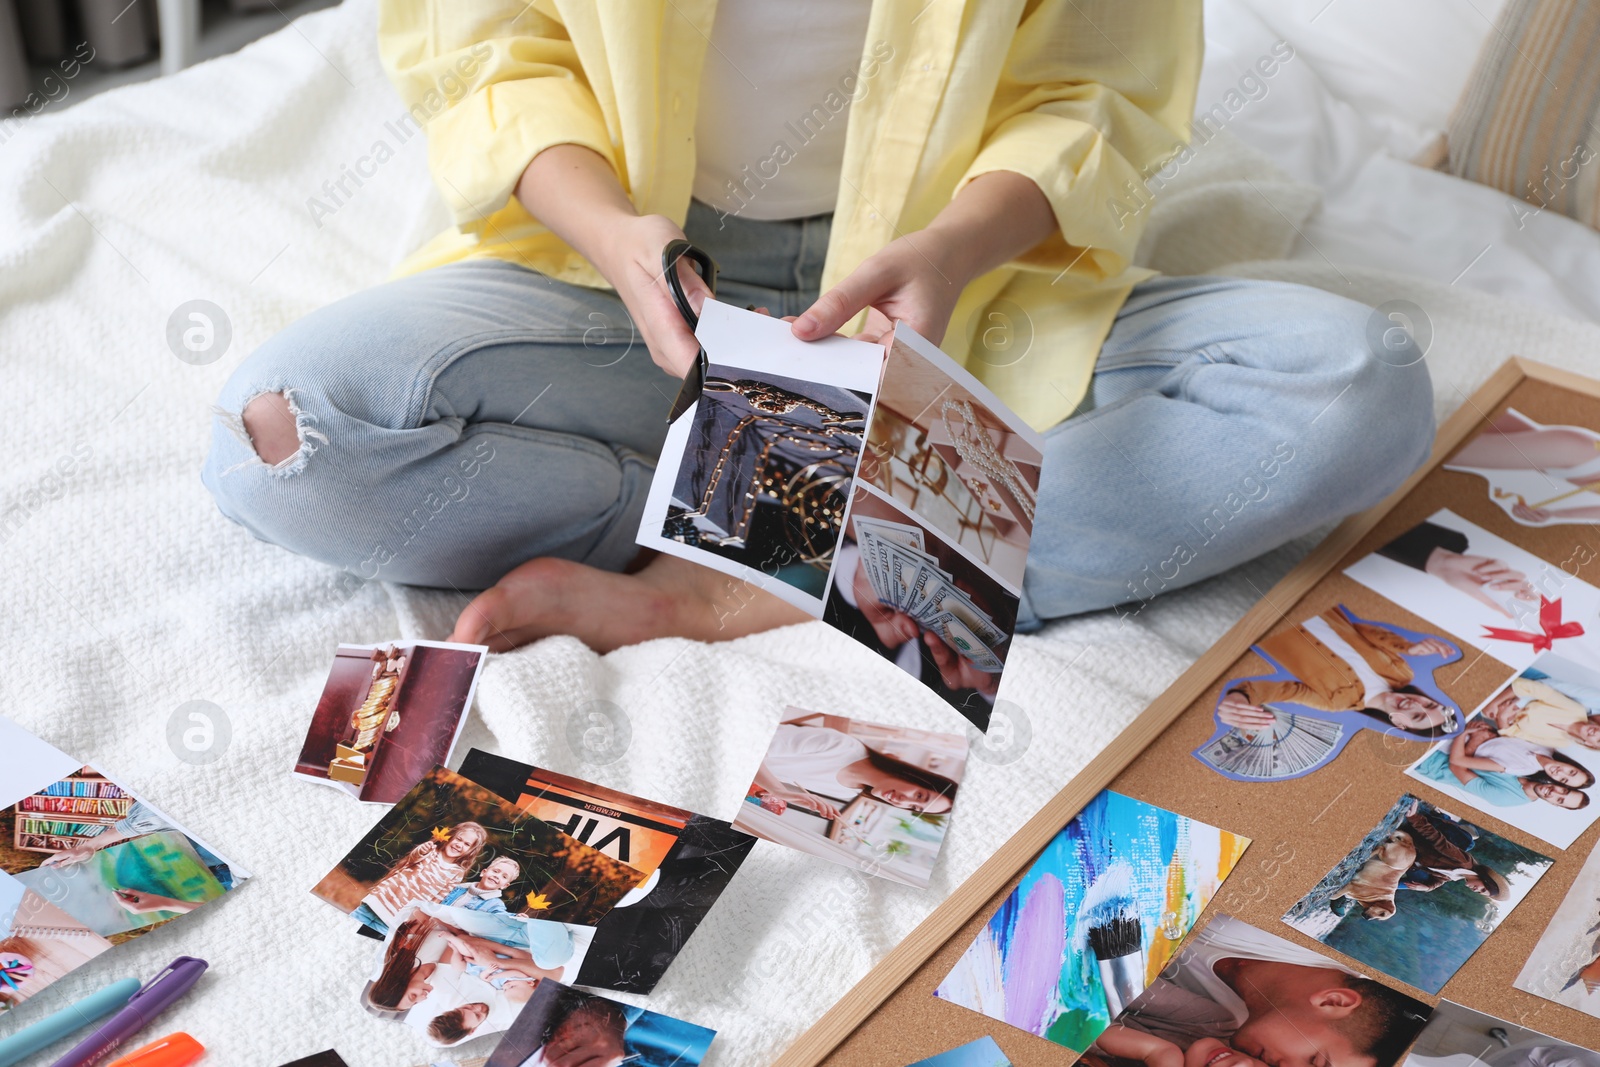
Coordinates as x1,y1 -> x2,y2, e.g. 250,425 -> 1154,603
1216,607 -> 1458,738
750,720 -> 958,821
364,913 -> 561,1014
1477,677 -> 1600,751
200,2 -> 1434,655
1412,721 -> 1593,810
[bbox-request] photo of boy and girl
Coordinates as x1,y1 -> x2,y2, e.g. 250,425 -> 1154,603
313,767 -> 644,936
484,979 -> 716,1067
1408,653 -> 1600,848
1196,604 -> 1463,782
1083,915 -> 1430,1067
363,903 -> 587,1048
734,709 -> 968,888
1284,795 -> 1552,995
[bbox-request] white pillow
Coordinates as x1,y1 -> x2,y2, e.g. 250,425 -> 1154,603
1231,0 -> 1506,159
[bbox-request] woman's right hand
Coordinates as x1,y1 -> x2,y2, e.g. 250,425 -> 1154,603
783,791 -> 841,821
1217,691 -> 1274,731
596,213 -> 713,378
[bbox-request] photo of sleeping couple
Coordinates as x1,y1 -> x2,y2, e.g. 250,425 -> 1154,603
312,766 -> 644,936
362,903 -> 591,1049
1082,914 -> 1431,1067
2,765 -> 246,941
1283,794 -> 1552,994
1194,603 -> 1464,781
1407,652 -> 1600,848
484,979 -> 716,1067
734,709 -> 968,888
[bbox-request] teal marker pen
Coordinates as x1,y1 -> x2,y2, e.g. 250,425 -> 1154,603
0,978 -> 142,1067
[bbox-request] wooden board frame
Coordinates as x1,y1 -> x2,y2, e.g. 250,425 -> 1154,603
778,357 -> 1600,1067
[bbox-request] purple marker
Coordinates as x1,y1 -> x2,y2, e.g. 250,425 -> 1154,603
50,957 -> 208,1067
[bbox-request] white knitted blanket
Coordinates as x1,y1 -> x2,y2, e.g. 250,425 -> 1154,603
2,2 -> 1598,1064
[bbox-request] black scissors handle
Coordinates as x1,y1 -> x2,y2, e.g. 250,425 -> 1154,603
663,240 -> 719,422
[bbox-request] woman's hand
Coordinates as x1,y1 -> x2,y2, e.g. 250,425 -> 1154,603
923,631 -> 1001,697
1406,637 -> 1455,658
1217,691 -> 1274,731
595,213 -> 713,377
113,889 -> 197,915
792,232 -> 964,345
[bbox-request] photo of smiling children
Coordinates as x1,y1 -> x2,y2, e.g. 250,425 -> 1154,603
734,708 -> 968,888
313,766 -> 644,934
1082,914 -> 1430,1067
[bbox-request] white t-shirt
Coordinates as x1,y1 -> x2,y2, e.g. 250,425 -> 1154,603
1114,915 -> 1355,1046
692,1 -> 873,220
763,723 -> 869,800
1476,736 -> 1552,777
1303,615 -> 1391,707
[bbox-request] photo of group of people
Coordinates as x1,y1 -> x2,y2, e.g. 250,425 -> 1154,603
294,640 -> 487,805
1346,510 -> 1599,671
935,790 -> 1248,1051
1405,653 -> 1600,847
1283,795 -> 1552,994
484,979 -> 716,1067
1083,914 -> 1431,1067
0,716 -> 248,1011
1445,409 -> 1600,527
312,766 -> 644,935
734,709 -> 968,888
363,903 -> 588,1048
1195,604 -> 1465,781
454,748 -> 757,995
637,300 -> 884,616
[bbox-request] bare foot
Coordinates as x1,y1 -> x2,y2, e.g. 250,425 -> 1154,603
448,553 -> 811,652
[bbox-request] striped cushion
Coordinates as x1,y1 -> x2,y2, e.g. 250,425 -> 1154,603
1445,0 -> 1600,229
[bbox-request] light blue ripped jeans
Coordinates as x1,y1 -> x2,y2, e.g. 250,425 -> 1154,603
202,201 -> 1434,628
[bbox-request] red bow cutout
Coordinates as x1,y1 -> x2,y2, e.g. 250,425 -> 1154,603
1482,596 -> 1586,653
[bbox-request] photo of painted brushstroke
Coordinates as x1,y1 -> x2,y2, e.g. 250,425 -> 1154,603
933,790 -> 1249,1051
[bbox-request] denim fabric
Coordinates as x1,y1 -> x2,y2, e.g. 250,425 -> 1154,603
203,206 -> 1434,620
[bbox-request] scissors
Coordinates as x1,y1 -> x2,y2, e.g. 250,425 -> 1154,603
662,239 -> 720,422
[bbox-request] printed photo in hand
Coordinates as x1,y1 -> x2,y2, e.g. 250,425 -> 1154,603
484,979 -> 716,1067
936,790 -> 1248,1051
734,708 -> 968,888
1194,604 -> 1464,782
637,300 -> 883,616
312,766 -> 643,936
1282,794 -> 1552,994
1345,509 -> 1598,671
1082,914 -> 1430,1067
1405,651 -> 1600,848
1444,407 -> 1600,527
362,902 -> 590,1049
293,640 -> 487,805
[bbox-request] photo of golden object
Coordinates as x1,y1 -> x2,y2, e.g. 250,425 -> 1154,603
329,646 -> 407,786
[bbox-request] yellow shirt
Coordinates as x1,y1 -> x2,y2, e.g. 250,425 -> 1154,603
1501,678 -> 1589,748
377,0 -> 1201,429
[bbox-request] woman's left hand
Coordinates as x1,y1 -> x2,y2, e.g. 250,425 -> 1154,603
923,632 -> 1001,697
1406,638 -> 1455,658
792,232 -> 966,346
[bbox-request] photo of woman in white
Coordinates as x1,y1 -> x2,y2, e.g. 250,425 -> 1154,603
749,720 -> 960,821
735,711 -> 969,889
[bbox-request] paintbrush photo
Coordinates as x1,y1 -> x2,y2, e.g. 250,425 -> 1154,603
1080,863 -> 1146,1018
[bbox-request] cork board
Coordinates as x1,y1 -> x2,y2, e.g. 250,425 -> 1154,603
777,358 -> 1600,1067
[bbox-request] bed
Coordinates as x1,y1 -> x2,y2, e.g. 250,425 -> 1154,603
1,1 -> 1598,1064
